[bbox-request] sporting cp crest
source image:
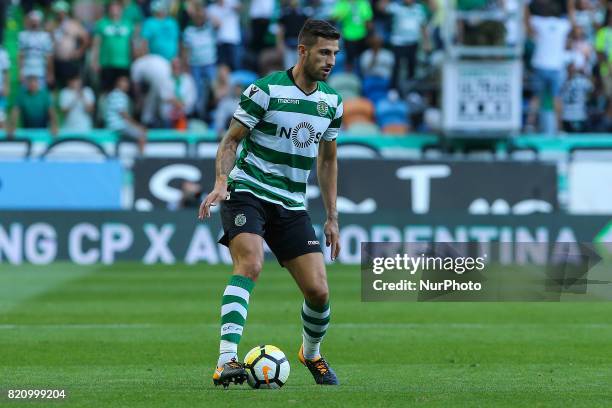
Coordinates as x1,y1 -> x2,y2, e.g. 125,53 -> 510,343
234,213 -> 247,226
316,100 -> 329,117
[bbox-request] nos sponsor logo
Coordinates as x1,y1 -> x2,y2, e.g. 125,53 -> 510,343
279,122 -> 323,148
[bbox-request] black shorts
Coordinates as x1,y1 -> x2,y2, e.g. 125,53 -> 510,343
54,59 -> 81,89
219,190 -> 322,265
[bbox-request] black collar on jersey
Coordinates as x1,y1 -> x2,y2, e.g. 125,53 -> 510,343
287,67 -> 318,96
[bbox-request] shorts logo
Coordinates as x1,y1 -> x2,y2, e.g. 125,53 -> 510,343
234,213 -> 247,226
291,122 -> 316,148
316,100 -> 329,117
308,240 -> 319,245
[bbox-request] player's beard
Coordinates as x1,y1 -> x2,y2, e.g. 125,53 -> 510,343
304,55 -> 326,82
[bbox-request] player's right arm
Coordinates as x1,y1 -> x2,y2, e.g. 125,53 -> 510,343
198,119 -> 250,219
200,78 -> 269,219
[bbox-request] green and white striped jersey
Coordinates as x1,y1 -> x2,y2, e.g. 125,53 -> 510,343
230,69 -> 343,210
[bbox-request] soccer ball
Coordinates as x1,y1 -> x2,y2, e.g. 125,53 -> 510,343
243,345 -> 290,389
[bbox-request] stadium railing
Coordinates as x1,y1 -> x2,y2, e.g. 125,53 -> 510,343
4,130 -> 612,160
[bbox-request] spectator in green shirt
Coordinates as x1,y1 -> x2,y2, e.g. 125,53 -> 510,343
596,11 -> 612,83
7,75 -> 58,138
332,0 -> 373,72
378,0 -> 431,89
595,9 -> 612,125
91,1 -> 135,91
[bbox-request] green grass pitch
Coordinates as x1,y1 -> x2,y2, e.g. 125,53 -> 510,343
1,262 -> 611,407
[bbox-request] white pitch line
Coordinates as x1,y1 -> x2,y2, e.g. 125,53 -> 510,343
0,323 -> 159,330
334,323 -> 612,329
0,323 -> 610,330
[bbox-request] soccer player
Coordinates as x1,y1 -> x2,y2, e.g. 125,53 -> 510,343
198,19 -> 343,387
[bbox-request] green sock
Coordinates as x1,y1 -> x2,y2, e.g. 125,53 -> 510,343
218,275 -> 255,366
301,300 -> 330,360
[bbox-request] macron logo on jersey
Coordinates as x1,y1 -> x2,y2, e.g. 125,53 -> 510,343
249,85 -> 259,98
278,98 -> 300,105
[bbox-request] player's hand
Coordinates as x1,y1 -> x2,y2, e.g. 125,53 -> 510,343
324,217 -> 340,261
198,183 -> 228,220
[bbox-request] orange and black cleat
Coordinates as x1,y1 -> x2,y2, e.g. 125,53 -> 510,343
298,345 -> 339,385
212,358 -> 248,388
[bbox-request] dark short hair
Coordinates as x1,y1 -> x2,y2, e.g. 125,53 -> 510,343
531,0 -> 560,17
545,2 -> 561,17
298,19 -> 340,47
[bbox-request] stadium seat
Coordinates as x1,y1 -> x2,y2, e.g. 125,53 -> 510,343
117,139 -> 190,159
187,119 -> 208,133
507,147 -> 539,161
337,142 -> 381,159
462,146 -> 496,161
57,129 -> 117,156
196,141 -> 220,158
362,76 -> 390,104
376,98 -> 409,128
230,70 -> 258,87
382,123 -> 410,135
0,139 -> 32,159
538,149 -> 568,163
42,138 -> 108,161
421,144 -> 446,159
569,147 -> 612,162
343,98 -> 375,128
328,73 -> 361,99
345,121 -> 380,136
116,140 -> 139,164
145,140 -> 190,157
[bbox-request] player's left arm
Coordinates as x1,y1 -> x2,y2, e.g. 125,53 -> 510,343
317,139 -> 340,261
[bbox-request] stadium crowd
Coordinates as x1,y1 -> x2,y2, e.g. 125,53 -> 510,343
0,0 -> 611,139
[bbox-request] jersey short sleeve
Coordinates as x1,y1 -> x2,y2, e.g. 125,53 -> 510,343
323,99 -> 343,141
233,80 -> 271,129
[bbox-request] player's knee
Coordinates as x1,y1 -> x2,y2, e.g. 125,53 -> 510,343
235,256 -> 263,281
303,285 -> 329,307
